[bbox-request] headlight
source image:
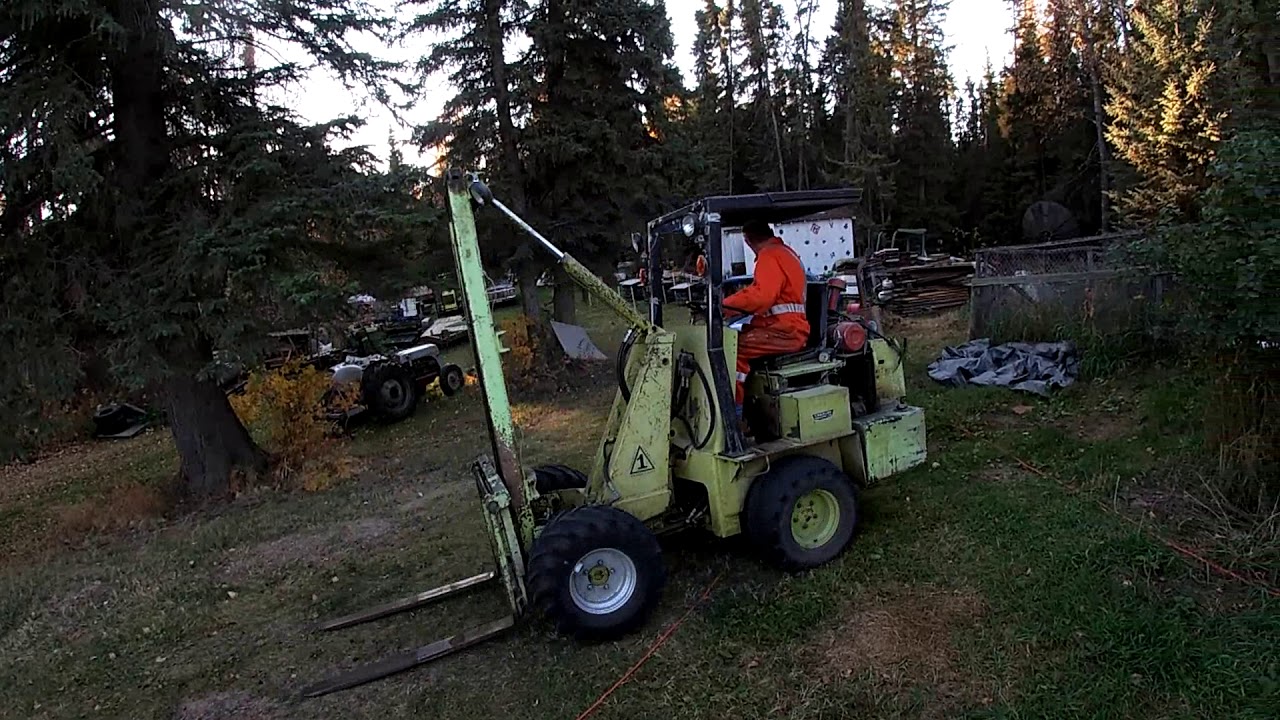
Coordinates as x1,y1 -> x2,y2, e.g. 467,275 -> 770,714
681,213 -> 697,238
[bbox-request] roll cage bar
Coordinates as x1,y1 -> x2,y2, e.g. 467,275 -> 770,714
643,189 -> 860,455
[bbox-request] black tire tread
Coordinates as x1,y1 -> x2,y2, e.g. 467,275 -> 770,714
532,464 -> 589,492
439,363 -> 465,396
526,505 -> 666,641
744,455 -> 858,572
362,363 -> 416,422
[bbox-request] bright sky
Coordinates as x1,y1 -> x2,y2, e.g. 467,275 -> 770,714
280,0 -> 1014,167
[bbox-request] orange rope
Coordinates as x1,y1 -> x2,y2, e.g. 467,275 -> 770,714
574,572 -> 724,720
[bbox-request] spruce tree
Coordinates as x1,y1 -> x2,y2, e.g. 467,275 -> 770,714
407,0 -> 544,316
819,0 -> 897,226
691,0 -> 734,194
738,0 -> 791,190
1,0 -> 430,486
1106,0 -> 1242,223
521,0 -> 683,320
886,0 -> 957,231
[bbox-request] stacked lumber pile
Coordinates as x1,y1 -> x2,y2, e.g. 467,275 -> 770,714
865,249 -> 975,316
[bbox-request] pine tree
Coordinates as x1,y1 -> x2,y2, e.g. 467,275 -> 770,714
522,0 -> 683,321
406,0 -> 545,316
819,0 -> 897,226
886,0 -> 957,231
1,0 -> 430,485
1106,0 -> 1243,223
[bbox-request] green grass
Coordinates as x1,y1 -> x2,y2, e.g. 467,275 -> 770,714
1,311 -> 1277,720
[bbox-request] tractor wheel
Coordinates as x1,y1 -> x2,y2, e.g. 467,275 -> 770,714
362,364 -> 417,422
439,363 -> 465,396
532,464 -> 588,493
744,455 -> 858,572
527,506 -> 666,641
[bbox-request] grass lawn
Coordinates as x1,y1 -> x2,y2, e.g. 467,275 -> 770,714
1,308 -> 1276,720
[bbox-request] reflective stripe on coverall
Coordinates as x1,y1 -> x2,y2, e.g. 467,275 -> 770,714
724,237 -> 810,405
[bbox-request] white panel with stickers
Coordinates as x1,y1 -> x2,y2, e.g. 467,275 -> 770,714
721,219 -> 855,278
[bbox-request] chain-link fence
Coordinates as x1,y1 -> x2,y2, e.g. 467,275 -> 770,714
969,233 -> 1171,340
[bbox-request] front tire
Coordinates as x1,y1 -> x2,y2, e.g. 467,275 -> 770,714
526,506 -> 666,641
439,363 -> 465,396
744,455 -> 858,571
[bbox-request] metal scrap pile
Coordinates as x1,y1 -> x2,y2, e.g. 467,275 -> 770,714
864,249 -> 975,316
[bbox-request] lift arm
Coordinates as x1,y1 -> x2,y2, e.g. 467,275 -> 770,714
464,176 -> 658,335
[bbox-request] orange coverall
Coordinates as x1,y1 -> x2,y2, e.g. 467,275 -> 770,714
724,237 -> 810,405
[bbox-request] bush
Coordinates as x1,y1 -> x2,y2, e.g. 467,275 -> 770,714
229,360 -> 359,491
500,315 -> 573,394
1153,124 -> 1280,346
1142,123 -> 1280,512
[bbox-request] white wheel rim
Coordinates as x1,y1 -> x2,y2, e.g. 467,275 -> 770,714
568,548 -> 637,615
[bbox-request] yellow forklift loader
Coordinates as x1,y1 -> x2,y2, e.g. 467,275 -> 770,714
303,172 -> 927,696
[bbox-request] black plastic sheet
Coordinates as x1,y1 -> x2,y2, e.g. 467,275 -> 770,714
927,338 -> 1079,396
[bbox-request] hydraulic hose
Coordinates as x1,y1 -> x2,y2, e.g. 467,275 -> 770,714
690,359 -> 716,449
617,329 -> 638,403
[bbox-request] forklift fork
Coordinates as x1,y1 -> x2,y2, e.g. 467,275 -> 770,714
301,459 -> 529,697
301,174 -> 536,698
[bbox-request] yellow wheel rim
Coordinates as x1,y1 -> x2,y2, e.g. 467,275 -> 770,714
790,489 -> 840,549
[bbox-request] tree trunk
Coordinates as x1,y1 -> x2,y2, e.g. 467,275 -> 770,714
165,372 -> 268,499
552,265 -> 577,324
518,262 -> 542,319
483,0 -> 526,214
1090,69 -> 1111,230
1077,6 -> 1111,230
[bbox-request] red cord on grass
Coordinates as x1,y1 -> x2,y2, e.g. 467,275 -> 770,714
1163,539 -> 1280,597
959,428 -> 1279,597
575,572 -> 724,720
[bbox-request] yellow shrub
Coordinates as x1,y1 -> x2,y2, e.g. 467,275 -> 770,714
230,360 -> 360,490
501,315 -> 540,386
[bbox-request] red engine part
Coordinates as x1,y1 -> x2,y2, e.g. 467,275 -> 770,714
845,300 -> 862,315
829,321 -> 868,353
825,277 -> 846,312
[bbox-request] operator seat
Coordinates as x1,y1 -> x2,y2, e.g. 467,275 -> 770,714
748,281 -> 836,372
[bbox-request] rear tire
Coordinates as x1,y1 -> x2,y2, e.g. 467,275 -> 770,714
527,506 -> 666,641
743,455 -> 858,571
439,363 -> 465,396
362,364 -> 417,422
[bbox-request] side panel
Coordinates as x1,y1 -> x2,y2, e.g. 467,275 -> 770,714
855,406 -> 928,481
872,338 -> 908,406
595,333 -> 676,522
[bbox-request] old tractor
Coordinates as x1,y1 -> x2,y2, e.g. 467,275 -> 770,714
303,172 -> 927,696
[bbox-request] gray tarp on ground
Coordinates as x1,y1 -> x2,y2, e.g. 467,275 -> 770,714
927,338 -> 1079,396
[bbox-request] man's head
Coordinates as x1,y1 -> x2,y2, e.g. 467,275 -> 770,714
742,219 -> 775,251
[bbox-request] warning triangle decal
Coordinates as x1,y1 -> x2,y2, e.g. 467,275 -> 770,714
630,446 -> 654,475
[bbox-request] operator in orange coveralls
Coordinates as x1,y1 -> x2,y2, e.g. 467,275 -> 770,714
723,219 -> 810,411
